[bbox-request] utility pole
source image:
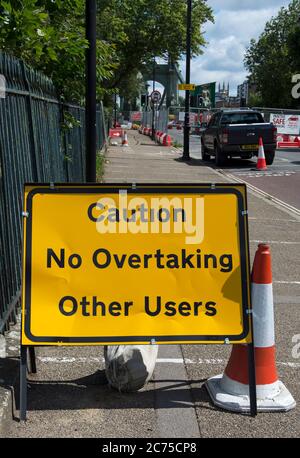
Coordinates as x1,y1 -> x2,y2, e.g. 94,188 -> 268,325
114,92 -> 117,127
152,57 -> 156,141
86,0 -> 97,182
183,0 -> 192,161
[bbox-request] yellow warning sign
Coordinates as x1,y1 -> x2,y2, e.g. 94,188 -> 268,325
21,184 -> 252,346
178,84 -> 196,91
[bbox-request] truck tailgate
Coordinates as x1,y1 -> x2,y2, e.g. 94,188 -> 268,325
227,124 -> 274,145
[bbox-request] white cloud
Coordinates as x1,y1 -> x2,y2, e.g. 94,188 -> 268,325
208,0 -> 290,12
180,1 -> 291,95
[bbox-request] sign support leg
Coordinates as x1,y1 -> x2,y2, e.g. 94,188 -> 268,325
20,345 -> 28,422
28,347 -> 37,374
247,342 -> 257,417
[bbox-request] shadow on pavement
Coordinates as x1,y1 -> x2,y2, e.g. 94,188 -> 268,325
173,158 -> 206,167
11,371 -> 213,414
173,157 -> 256,170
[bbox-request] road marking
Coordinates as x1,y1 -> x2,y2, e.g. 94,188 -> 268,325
38,356 -> 104,363
274,281 -> 300,285
217,171 -> 300,218
249,218 -> 300,222
36,356 -> 300,368
235,171 -> 295,176
277,158 -> 290,162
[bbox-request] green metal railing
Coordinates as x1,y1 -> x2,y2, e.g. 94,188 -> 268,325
0,53 -> 106,332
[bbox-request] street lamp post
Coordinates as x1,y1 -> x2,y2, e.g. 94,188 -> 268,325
183,0 -> 192,161
152,57 -> 156,141
86,0 -> 97,182
114,92 -> 117,127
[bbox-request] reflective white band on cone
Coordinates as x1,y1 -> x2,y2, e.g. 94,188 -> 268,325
252,283 -> 275,348
220,373 -> 281,398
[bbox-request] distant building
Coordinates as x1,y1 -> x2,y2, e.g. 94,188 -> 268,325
237,81 -> 249,106
215,82 -> 230,107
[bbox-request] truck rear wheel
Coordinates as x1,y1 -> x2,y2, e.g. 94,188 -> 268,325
215,143 -> 227,167
265,151 -> 275,165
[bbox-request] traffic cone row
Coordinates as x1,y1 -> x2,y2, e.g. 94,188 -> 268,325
138,127 -> 173,147
206,244 -> 296,412
155,131 -> 172,146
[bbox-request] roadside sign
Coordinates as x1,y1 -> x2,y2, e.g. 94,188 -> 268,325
151,90 -> 161,103
130,111 -> 142,122
178,84 -> 196,91
270,113 -> 300,136
21,184 -> 252,346
179,112 -> 198,123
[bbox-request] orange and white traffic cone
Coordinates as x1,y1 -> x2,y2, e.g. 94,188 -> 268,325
122,130 -> 129,147
257,137 -> 267,170
206,244 -> 296,412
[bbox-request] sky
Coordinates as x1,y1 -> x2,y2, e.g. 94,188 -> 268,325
180,0 -> 291,96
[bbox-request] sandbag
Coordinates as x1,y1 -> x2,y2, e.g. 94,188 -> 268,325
104,345 -> 158,392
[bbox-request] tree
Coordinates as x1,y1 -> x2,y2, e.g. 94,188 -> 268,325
0,0 -> 116,102
0,1 -> 213,105
245,0 -> 300,108
97,0 -> 213,91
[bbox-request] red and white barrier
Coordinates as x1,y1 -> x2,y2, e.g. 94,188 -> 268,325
109,128 -> 123,139
158,132 -> 164,144
109,128 -> 124,145
277,135 -> 300,149
206,244 -> 296,412
161,134 -> 172,147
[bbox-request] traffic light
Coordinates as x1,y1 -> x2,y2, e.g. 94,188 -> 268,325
197,95 -> 204,108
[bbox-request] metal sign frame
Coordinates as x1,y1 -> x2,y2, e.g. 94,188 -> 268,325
19,183 -> 257,420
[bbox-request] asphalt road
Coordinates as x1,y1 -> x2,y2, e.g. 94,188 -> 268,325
218,149 -> 300,211
169,128 -> 300,211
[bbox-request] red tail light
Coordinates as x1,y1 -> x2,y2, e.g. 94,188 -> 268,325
221,129 -> 229,144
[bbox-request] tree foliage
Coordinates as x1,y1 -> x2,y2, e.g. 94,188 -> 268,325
245,0 -> 300,108
0,0 -> 116,102
0,1 -> 213,104
97,0 -> 213,90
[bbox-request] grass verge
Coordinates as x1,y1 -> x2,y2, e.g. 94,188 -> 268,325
96,151 -> 105,182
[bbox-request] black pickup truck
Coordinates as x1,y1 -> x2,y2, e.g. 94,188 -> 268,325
201,109 -> 277,166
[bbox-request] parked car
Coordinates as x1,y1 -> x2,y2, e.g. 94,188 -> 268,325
201,109 -> 277,166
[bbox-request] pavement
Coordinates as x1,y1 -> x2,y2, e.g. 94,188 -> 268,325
1,129 -> 299,438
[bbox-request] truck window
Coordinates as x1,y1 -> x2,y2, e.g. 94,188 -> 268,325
220,113 -> 264,125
